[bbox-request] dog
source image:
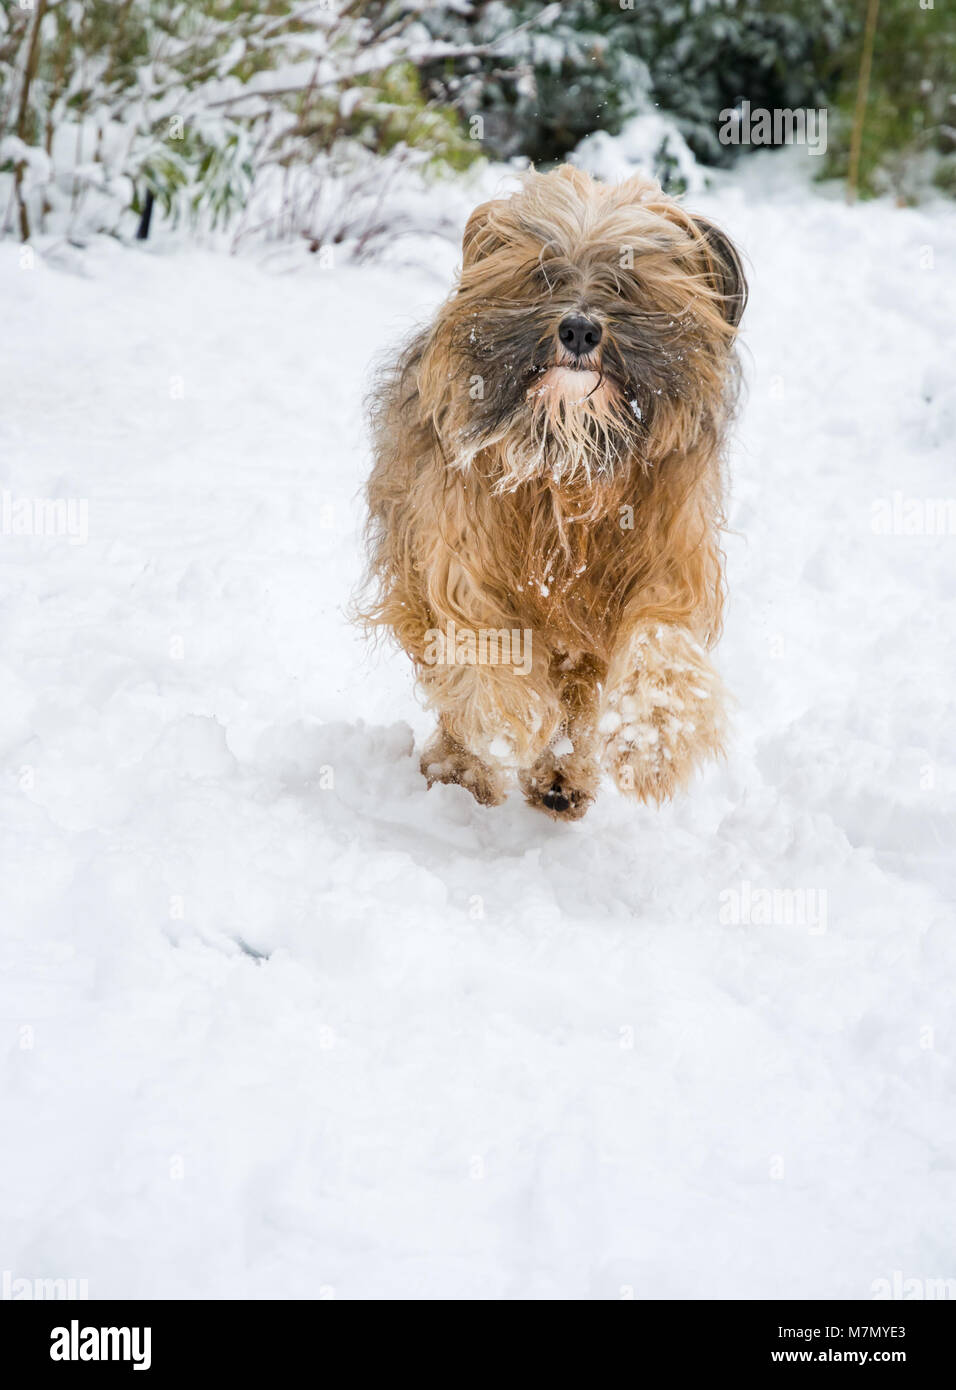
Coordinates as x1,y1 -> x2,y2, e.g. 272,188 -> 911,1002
361,165 -> 746,819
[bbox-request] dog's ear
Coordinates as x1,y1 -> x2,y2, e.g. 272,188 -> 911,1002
689,216 -> 748,328
461,200 -> 506,269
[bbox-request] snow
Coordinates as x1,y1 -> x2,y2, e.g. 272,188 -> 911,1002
574,110 -> 707,195
1,155 -> 954,1300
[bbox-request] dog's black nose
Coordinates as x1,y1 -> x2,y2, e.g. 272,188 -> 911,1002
557,314 -> 602,358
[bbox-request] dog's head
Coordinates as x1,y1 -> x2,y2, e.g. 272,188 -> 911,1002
416,166 -> 746,491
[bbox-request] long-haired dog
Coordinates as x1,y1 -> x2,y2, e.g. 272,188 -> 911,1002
360,166 -> 746,819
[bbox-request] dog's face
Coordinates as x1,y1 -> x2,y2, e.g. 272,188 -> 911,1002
417,166 -> 746,490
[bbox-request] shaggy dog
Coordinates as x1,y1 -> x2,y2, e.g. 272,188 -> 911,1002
361,166 -> 746,819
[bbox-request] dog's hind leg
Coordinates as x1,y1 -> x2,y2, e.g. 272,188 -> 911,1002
418,640 -> 563,806
420,717 -> 506,807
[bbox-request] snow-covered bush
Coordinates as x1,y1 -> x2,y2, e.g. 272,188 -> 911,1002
572,111 -> 706,198
415,1 -> 656,165
415,0 -> 857,169
0,0 -> 479,245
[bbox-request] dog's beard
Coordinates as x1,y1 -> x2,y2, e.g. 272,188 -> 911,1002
454,377 -> 643,492
517,365 -> 641,488
447,341 -> 648,493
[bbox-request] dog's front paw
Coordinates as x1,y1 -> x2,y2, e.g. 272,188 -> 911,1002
600,672 -> 722,805
519,745 -> 598,820
525,773 -> 595,821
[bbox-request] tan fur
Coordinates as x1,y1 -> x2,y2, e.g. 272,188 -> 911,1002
358,166 -> 746,817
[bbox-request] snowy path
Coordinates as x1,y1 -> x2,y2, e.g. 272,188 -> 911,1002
1,166 -> 954,1299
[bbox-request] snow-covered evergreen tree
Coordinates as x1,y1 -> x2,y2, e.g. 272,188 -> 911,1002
414,0 -> 859,167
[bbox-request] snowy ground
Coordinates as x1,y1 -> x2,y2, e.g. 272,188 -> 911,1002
1,157 -> 954,1300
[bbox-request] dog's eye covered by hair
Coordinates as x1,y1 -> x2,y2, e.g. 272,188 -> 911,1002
462,194 -> 745,324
